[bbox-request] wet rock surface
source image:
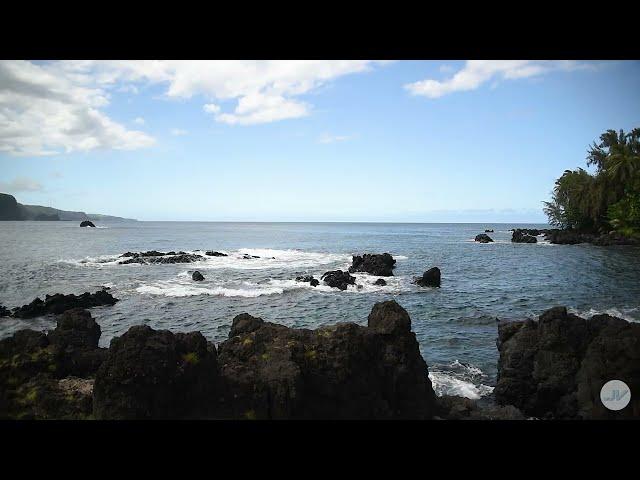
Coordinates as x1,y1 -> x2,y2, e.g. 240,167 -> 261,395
414,267 -> 441,288
511,230 -> 537,243
10,290 -> 118,319
79,220 -> 95,227
495,306 -> 640,419
119,252 -> 203,264
296,275 -> 319,287
192,271 -> 205,281
321,270 -> 356,290
474,234 -> 494,243
348,253 -> 396,276
205,251 -> 228,256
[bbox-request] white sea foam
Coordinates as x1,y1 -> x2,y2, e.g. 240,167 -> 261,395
428,371 -> 494,399
569,306 -> 639,323
136,280 -> 285,298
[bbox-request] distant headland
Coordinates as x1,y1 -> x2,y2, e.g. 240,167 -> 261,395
0,193 -> 135,222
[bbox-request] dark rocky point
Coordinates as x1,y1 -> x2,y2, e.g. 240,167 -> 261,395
321,270 -> 356,290
119,253 -> 203,265
192,271 -> 205,282
11,290 -> 119,319
495,306 -> 640,419
414,267 -> 441,288
296,275 -> 319,287
484,229 -> 494,233
348,253 -> 396,276
511,229 -> 537,243
474,233 -> 493,243
80,220 -> 95,228
205,251 -> 228,257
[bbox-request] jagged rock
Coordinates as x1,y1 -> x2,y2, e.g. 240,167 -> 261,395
475,233 -> 494,243
206,251 -> 228,257
11,290 -> 118,319
414,267 -> 441,288
374,279 -> 387,286
216,300 -> 436,419
0,309 -> 105,419
79,220 -> 95,227
119,253 -> 203,265
435,395 -> 526,420
495,306 -> 640,419
321,270 -> 356,290
348,253 -> 396,276
484,229 -> 494,233
93,326 -> 219,419
511,230 -> 537,243
0,304 -> 9,317
192,271 -> 205,282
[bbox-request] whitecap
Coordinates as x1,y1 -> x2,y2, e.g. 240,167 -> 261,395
568,306 -> 639,323
428,371 -> 494,399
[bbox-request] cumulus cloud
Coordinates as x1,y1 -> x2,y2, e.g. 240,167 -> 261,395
405,60 -> 594,98
0,60 -> 387,156
0,60 -> 156,156
54,60 -> 387,126
318,133 -> 352,144
0,176 -> 43,192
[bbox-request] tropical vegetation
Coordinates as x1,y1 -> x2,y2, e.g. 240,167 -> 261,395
543,128 -> 640,237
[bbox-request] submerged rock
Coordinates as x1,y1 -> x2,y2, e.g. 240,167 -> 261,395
495,306 -> 640,419
79,220 -> 95,228
93,326 -> 219,420
216,300 -> 436,419
296,275 -> 319,287
321,270 -> 356,290
348,253 -> 396,276
11,290 -> 119,319
511,230 -> 537,243
192,271 -> 205,282
474,233 -> 493,243
414,267 -> 441,288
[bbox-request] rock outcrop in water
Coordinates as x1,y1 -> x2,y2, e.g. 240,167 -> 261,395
474,233 -> 493,243
295,275 -> 319,287
485,229 -> 494,233
10,290 -> 119,319
348,253 -> 396,276
511,229 -> 537,243
414,267 -> 441,288
80,220 -> 95,227
205,251 -> 228,257
495,306 -> 640,419
0,304 -> 10,317
321,270 -> 356,290
192,271 -> 205,281
119,252 -> 203,264
374,279 -> 387,286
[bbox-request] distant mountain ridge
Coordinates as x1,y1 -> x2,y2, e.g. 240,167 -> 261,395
0,193 -> 136,222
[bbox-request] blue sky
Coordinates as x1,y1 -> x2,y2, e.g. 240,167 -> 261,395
1,60 -> 639,222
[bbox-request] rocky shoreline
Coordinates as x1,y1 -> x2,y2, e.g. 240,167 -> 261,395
510,228 -> 639,246
1,299 -> 637,420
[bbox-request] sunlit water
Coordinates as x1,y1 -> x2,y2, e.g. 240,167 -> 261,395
1,221 -> 639,399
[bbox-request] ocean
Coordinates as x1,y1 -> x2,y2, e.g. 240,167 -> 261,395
1,221 -> 639,400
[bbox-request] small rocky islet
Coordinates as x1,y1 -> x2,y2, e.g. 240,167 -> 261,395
1,298 -> 637,420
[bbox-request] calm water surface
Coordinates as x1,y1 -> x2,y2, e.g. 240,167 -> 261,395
1,221 -> 639,398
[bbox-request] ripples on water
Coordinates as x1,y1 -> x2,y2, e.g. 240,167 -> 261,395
1,221 -> 639,398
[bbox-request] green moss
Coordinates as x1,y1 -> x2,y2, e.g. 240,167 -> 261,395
261,353 -> 270,361
244,409 -> 257,420
242,338 -> 253,347
182,352 -> 200,365
304,349 -> 317,360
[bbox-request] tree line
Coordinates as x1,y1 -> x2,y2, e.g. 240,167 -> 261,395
543,128 -> 640,237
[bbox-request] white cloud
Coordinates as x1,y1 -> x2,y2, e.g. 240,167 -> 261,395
171,128 -> 188,136
405,60 -> 593,98
134,117 -> 145,125
0,60 -> 155,156
318,133 -> 352,144
0,176 -> 43,192
53,60 -> 387,126
203,103 -> 220,114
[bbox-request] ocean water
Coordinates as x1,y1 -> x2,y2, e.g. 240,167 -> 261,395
1,221 -> 639,399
